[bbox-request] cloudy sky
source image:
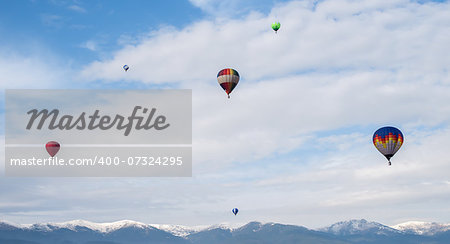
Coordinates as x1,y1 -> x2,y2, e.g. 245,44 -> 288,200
0,0 -> 449,228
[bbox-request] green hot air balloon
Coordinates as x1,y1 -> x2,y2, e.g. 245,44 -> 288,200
272,22 -> 281,33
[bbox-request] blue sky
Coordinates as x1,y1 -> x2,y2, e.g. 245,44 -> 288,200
0,0 -> 283,67
0,1 -> 203,63
1,0 -> 450,228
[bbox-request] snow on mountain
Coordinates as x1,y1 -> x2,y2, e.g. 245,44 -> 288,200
2,218 -> 449,238
320,219 -> 401,236
391,221 -> 450,235
1,219 -> 450,244
234,221 -> 264,232
47,219 -> 149,232
0,220 -> 26,230
0,219 -> 237,237
149,221 -> 252,237
208,222 -> 248,231
1,219 -> 152,233
149,224 -> 209,237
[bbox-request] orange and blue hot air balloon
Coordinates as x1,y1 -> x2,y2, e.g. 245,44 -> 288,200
217,68 -> 240,98
373,126 -> 404,166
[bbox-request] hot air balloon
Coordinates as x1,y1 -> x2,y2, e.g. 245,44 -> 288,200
373,126 -> 404,165
123,65 -> 129,72
272,22 -> 281,33
217,68 -> 240,98
45,141 -> 60,157
232,208 -> 238,216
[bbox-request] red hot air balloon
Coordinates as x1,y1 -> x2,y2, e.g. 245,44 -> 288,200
217,68 -> 240,98
45,141 -> 60,157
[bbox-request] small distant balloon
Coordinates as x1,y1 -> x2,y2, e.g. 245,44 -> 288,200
232,208 -> 239,216
272,22 -> 281,33
123,65 -> 129,72
217,68 -> 240,99
373,126 -> 404,166
45,141 -> 60,157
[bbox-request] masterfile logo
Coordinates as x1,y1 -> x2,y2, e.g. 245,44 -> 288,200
26,106 -> 170,136
6,89 -> 191,144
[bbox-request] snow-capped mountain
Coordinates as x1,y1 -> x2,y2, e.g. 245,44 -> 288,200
1,219 -> 213,237
33,219 -> 148,233
391,221 -> 450,235
320,219 -> 401,236
1,219 -> 151,232
0,219 -> 187,244
1,219 -> 449,244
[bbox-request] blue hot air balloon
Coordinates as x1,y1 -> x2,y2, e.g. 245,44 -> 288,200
373,126 -> 404,166
232,208 -> 238,216
123,65 -> 129,72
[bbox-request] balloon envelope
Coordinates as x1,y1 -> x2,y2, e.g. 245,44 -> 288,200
272,22 -> 281,32
232,208 -> 238,215
373,126 -> 403,164
217,68 -> 240,98
45,141 -> 60,157
123,65 -> 129,72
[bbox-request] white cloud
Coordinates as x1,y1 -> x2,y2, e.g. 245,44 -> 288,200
80,40 -> 98,51
0,51 -> 71,89
1,0 -> 450,227
79,0 -> 450,168
77,1 -> 450,226
68,5 -> 86,13
188,0 -> 275,17
81,0 -> 450,84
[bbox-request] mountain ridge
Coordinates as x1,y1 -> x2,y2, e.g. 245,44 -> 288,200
1,219 -> 449,244
2,218 -> 448,234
